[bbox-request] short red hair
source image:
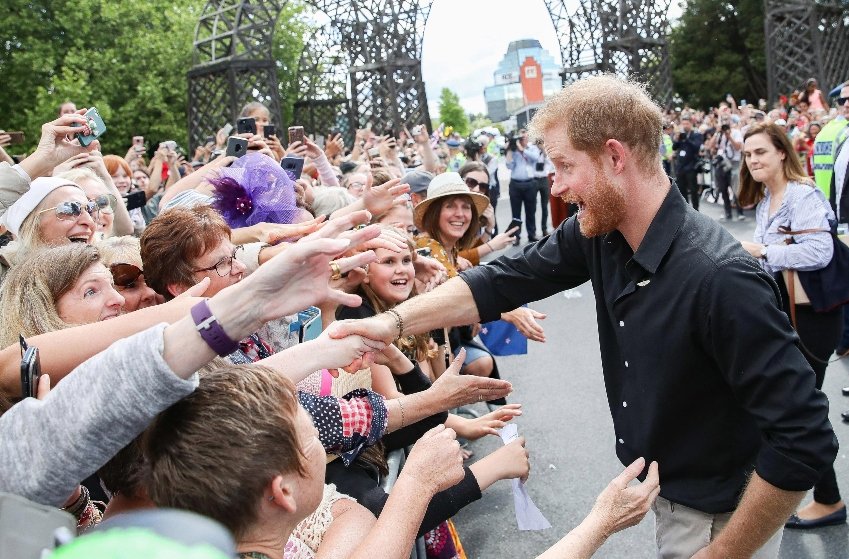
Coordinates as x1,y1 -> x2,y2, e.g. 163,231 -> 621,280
103,154 -> 132,179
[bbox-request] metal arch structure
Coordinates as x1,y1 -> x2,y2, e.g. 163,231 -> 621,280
187,1 -> 286,150
188,0 -> 681,149
764,0 -> 849,102
559,0 -> 674,107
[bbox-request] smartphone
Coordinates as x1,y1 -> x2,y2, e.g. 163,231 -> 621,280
220,122 -> 234,137
237,117 -> 257,135
415,247 -> 432,258
123,190 -> 147,211
280,155 -> 305,179
368,147 -> 380,158
412,125 -> 423,136
19,335 -> 40,399
298,307 -> 322,343
508,218 -> 522,237
7,131 -> 25,145
162,140 -> 177,152
73,107 -> 106,146
226,136 -> 249,158
263,125 -> 276,139
288,126 -> 305,146
132,135 -> 144,151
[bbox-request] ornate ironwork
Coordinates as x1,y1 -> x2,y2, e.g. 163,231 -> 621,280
560,0 -> 674,107
765,0 -> 849,102
188,0 -> 681,149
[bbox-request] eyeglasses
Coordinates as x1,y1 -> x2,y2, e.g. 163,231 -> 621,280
464,177 -> 489,192
838,97 -> 849,106
37,200 -> 100,221
347,182 -> 365,190
90,194 -> 117,214
110,263 -> 143,289
193,245 -> 242,277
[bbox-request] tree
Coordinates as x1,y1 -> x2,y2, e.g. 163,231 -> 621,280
0,0 -> 308,156
669,0 -> 767,109
438,88 -> 470,136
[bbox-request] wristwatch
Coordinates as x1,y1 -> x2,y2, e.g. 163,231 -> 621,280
759,245 -> 768,260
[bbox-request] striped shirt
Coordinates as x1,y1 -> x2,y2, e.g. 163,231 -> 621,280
753,180 -> 834,275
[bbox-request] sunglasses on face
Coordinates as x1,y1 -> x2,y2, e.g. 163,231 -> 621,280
110,263 -> 143,289
90,194 -> 117,214
37,200 -> 100,222
838,97 -> 849,106
464,177 -> 489,192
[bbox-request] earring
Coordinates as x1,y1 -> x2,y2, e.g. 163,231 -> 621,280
268,495 -> 274,502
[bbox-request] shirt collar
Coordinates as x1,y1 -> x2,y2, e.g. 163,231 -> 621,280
630,186 -> 686,275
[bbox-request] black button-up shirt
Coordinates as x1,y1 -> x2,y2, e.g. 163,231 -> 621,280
461,186 -> 837,513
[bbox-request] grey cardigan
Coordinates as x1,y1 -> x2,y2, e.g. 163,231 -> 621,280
0,324 -> 198,506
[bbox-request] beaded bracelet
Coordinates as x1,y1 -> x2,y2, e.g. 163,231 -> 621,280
385,308 -> 404,339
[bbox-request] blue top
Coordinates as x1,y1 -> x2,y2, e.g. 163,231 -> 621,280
506,144 -> 542,181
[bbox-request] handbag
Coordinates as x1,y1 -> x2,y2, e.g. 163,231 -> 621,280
778,221 -> 849,329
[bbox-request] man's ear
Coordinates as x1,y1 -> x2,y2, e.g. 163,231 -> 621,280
604,139 -> 628,175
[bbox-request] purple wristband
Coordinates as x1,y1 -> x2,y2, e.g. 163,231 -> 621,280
191,300 -> 240,356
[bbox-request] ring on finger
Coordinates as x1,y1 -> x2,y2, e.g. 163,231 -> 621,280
329,261 -> 342,281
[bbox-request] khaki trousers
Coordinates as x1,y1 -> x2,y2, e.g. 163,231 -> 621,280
653,495 -> 783,558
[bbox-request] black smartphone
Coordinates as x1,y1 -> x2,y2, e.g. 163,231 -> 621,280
415,247 -> 432,258
123,190 -> 147,211
226,136 -> 249,158
508,218 -> 523,237
237,117 -> 257,135
19,335 -> 40,399
281,156 -> 305,179
263,125 -> 276,139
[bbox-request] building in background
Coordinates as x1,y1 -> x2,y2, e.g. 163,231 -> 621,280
484,39 -> 561,123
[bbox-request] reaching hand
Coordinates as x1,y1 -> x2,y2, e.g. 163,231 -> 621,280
361,177 -> 411,218
501,307 -> 547,342
0,130 -> 11,148
590,457 -> 660,537
285,140 -> 309,159
24,112 -> 96,178
430,349 -> 512,407
488,227 -> 520,251
456,256 -> 473,272
311,329 -> 385,375
403,424 -> 465,495
325,133 -> 345,160
253,216 -> 326,245
455,403 -> 523,440
491,436 -> 531,483
413,255 -> 448,293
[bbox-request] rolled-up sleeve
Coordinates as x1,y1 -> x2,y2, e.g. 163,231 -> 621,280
700,258 -> 837,490
461,217 -> 591,322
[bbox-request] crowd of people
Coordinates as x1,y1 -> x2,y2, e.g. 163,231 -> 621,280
0,92 -> 662,558
0,72 -> 847,559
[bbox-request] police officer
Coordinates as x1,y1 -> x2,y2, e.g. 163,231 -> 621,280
813,82 -> 849,201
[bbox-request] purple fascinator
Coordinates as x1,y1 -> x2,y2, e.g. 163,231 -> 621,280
210,152 -> 300,229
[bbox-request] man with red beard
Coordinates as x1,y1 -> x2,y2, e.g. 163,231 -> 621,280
331,75 -> 837,558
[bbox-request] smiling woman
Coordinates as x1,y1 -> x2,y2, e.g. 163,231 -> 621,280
0,244 -> 124,348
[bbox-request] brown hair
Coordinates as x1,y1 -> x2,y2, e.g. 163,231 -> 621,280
529,74 -> 663,174
140,206 -> 231,300
0,244 -> 101,347
420,195 -> 480,254
371,168 -> 393,187
144,365 -> 305,539
458,161 -> 489,182
738,122 -> 811,207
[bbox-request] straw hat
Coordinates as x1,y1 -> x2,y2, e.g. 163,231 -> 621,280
413,172 -> 490,229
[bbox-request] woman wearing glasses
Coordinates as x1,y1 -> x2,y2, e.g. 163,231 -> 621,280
0,176 -> 101,285
97,236 -> 162,312
56,163 -> 135,240
457,162 -> 517,263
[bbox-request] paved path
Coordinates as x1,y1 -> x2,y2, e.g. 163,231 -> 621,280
453,192 -> 849,558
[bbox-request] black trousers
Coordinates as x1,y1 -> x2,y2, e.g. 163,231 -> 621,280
676,169 -> 700,211
535,177 -> 550,234
509,178 -> 537,239
779,277 -> 843,505
714,165 -> 742,218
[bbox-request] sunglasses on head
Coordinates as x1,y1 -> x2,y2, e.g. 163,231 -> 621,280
109,263 -> 143,289
37,200 -> 100,222
464,177 -> 489,192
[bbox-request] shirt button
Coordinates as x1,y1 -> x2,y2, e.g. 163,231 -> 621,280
625,361 -> 629,368
618,438 -> 624,444
619,320 -> 624,327
623,401 -> 628,407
